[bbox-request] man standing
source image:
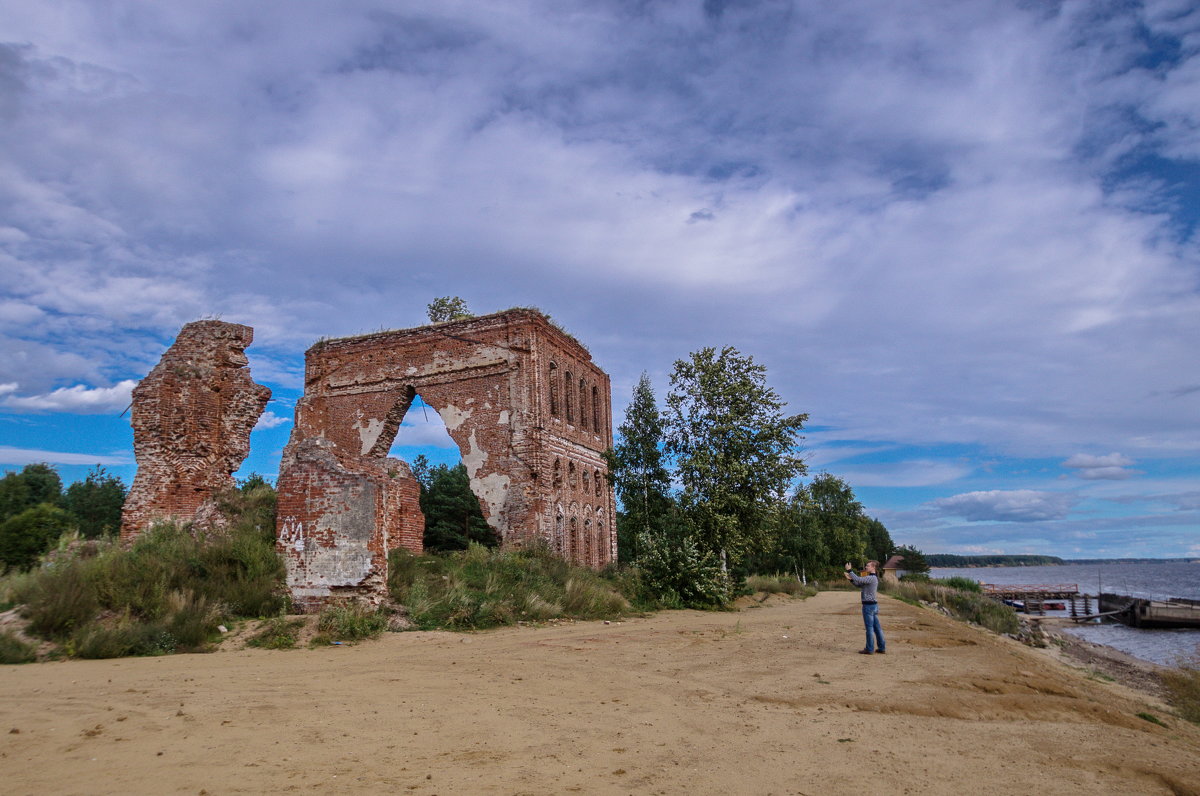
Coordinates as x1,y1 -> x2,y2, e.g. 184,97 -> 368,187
844,560 -> 886,655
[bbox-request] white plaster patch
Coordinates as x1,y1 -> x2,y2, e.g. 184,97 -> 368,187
405,366 -> 418,375
357,417 -> 387,455
498,409 -> 509,425
461,428 -> 487,476
439,404 -> 472,431
473,472 -> 511,526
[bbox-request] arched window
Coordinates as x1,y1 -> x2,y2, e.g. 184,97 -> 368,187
578,378 -> 588,430
570,516 -> 579,562
583,518 -> 593,567
548,361 -> 559,416
553,458 -> 562,489
592,386 -> 600,432
555,513 -> 564,554
565,370 -> 574,423
582,469 -> 590,494
594,468 -> 602,498
568,461 -> 577,489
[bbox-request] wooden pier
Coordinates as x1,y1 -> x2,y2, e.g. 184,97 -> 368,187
981,584 -> 1079,615
1098,593 -> 1200,629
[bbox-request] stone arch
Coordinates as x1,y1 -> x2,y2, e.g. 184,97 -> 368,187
548,361 -> 559,416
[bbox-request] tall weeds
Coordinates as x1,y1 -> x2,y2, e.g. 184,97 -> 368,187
388,542 -> 630,630
883,579 -> 1019,635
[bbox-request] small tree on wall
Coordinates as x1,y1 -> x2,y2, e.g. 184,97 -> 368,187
426,296 -> 474,323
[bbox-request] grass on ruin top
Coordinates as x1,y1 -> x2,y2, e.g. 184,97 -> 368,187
388,543 -> 632,630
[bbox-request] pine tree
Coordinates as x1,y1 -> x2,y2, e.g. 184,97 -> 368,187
607,372 -> 672,563
420,463 -> 497,551
63,466 -> 127,538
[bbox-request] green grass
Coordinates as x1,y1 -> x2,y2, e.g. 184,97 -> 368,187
388,542 -> 631,630
315,604 -> 388,643
882,579 -> 1019,635
745,574 -> 818,598
10,500 -> 287,659
1161,658 -> 1200,724
1136,711 -> 1167,727
247,616 -> 307,650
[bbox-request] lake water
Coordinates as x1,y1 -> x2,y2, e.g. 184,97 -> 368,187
930,562 -> 1200,666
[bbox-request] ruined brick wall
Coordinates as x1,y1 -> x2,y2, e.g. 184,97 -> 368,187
277,309 -> 615,611
121,321 -> 271,542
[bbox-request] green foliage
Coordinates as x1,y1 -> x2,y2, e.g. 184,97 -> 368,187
247,616 -> 306,649
62,466 -> 126,538
10,488 -> 286,658
316,604 -> 388,643
418,462 -> 498,551
631,509 -> 732,609
884,579 -> 1019,635
607,372 -> 673,564
426,296 -> 474,323
893,544 -> 930,574
0,503 -> 77,571
936,576 -> 982,592
0,630 -> 38,664
1161,658 -> 1200,724
0,464 -> 63,520
388,543 -> 630,630
665,346 -> 807,571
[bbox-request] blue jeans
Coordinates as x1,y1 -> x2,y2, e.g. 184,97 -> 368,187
861,603 -> 885,652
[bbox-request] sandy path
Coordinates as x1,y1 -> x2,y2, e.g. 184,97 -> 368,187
2,592 -> 1198,795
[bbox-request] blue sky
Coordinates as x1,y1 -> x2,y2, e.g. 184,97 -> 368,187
0,1 -> 1197,558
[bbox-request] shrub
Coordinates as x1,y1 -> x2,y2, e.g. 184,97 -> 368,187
0,630 -> 37,664
633,530 -> 730,609
1162,658 -> 1200,724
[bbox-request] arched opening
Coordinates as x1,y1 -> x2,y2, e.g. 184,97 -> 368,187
592,385 -> 600,432
565,370 -> 574,423
578,377 -> 588,430
548,361 -> 559,416
384,391 -> 498,552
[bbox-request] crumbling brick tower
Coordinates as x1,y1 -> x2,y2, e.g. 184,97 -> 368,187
276,309 -> 616,611
121,321 -> 271,542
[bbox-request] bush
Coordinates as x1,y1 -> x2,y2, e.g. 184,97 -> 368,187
0,503 -> 76,571
0,630 -> 37,664
1162,658 -> 1200,724
632,530 -> 730,609
388,542 -> 631,630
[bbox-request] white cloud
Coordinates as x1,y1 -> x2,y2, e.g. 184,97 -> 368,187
830,460 -> 972,488
390,406 -> 457,450
0,380 -> 136,414
253,410 -> 291,431
1063,452 -> 1136,480
930,490 -> 1078,522
0,445 -> 131,467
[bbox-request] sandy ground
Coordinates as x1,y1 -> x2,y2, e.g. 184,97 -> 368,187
2,592 -> 1198,796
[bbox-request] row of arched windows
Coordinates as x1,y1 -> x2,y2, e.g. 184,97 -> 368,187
551,457 -> 605,499
547,361 -> 606,435
553,505 -> 610,567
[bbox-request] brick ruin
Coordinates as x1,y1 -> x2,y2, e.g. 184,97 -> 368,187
120,320 -> 271,542
277,309 -> 617,611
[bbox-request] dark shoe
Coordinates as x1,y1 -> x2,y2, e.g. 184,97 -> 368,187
858,649 -> 873,655
875,649 -> 886,654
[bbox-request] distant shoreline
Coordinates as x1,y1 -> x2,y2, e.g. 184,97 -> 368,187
930,556 -> 1199,568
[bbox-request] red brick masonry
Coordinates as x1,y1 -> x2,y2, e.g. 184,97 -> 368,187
120,321 -> 270,542
276,310 -> 616,611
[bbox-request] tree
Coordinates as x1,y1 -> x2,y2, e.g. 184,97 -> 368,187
0,463 -> 64,521
606,373 -> 672,563
665,346 -> 807,574
893,544 -> 929,574
862,517 -> 894,565
0,503 -> 75,571
420,463 -> 498,551
62,466 -> 127,538
426,296 -> 473,323
802,473 -> 867,571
